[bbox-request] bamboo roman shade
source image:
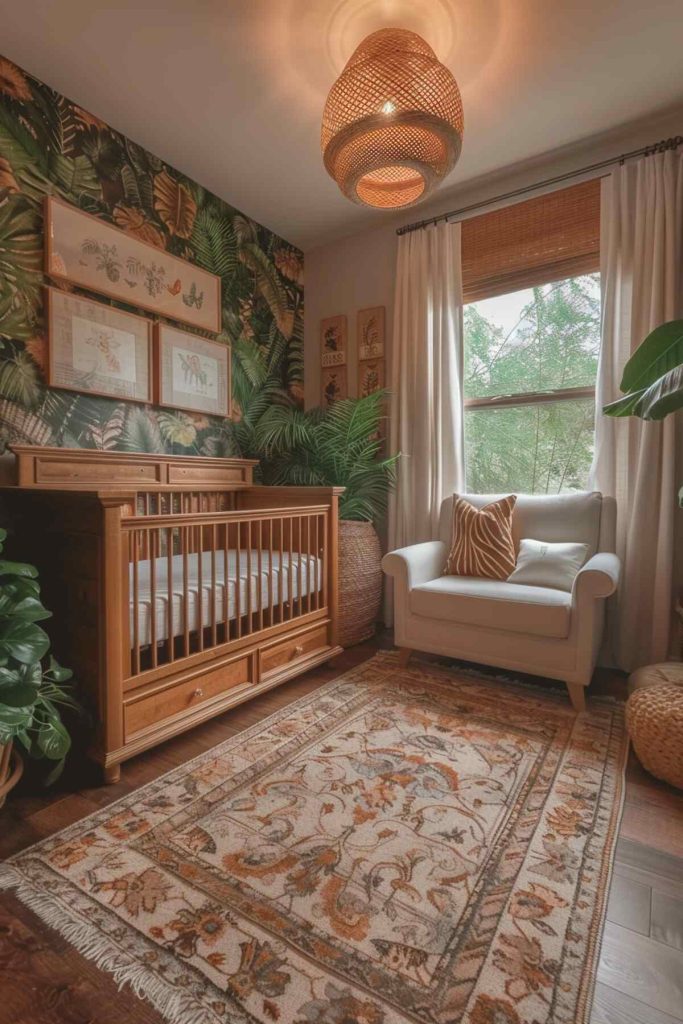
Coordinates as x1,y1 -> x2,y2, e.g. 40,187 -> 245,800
461,179 -> 601,302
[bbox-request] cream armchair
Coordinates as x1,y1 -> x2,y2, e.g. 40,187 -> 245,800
382,492 -> 620,711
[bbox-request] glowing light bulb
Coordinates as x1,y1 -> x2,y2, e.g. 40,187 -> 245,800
381,101 -> 396,115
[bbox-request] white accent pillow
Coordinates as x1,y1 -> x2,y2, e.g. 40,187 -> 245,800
508,538 -> 589,592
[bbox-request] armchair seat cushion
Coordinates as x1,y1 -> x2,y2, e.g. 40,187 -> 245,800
409,576 -> 572,639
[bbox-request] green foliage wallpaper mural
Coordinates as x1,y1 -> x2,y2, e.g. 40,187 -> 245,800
0,55 -> 304,456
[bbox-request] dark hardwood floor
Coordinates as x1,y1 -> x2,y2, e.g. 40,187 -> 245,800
1,634 -> 682,1024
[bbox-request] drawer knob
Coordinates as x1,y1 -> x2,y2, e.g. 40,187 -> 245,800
192,687 -> 204,698
293,645 -> 304,657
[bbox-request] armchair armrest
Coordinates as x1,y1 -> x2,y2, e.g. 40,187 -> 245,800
572,552 -> 621,602
382,541 -> 447,590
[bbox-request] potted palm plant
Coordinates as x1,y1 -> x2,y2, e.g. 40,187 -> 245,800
254,390 -> 397,646
0,527 -> 79,805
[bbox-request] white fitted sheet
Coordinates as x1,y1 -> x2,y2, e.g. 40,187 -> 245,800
129,550 -> 322,648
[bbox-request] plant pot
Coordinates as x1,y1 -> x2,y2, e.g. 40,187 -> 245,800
0,740 -> 24,809
338,520 -> 383,647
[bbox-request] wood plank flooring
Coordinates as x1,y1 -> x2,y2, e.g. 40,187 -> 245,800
1,634 -> 682,1024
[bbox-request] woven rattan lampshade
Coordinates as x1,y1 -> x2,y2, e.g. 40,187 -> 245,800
322,28 -> 463,209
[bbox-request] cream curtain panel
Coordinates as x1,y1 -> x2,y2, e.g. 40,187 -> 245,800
388,221 -> 465,556
590,150 -> 683,670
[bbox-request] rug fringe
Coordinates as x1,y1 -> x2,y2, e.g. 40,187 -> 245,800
0,864 -> 223,1024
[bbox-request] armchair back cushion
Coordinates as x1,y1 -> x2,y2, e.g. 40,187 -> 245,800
444,494 -> 517,579
439,491 -> 607,558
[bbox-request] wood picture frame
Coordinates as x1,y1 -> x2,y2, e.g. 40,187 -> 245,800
45,196 -> 221,333
154,323 -> 231,418
357,306 -> 385,361
320,315 -> 347,368
321,365 -> 347,406
45,286 -> 153,403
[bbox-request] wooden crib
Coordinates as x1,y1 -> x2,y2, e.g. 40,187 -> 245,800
0,446 -> 343,782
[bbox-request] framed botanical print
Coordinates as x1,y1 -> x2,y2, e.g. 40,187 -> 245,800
320,315 -> 347,367
358,358 -> 385,398
45,196 -> 221,333
46,286 -> 152,402
321,366 -> 347,406
155,323 -> 231,417
357,306 -> 385,361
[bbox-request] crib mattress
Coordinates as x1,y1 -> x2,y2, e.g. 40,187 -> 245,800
130,550 -> 322,648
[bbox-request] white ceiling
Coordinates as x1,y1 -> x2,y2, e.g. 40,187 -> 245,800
3,1 -> 683,250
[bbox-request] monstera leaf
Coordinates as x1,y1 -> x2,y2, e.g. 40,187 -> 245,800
239,243 -> 294,339
154,170 -> 197,239
604,320 -> 683,420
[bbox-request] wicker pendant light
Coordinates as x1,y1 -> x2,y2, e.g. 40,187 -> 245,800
321,28 -> 464,209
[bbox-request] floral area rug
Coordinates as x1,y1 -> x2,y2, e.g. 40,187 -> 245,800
0,653 -> 627,1024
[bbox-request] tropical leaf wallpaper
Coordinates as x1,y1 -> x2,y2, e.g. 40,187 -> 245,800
0,55 -> 304,457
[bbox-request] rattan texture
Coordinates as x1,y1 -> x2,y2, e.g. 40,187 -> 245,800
322,28 -> 463,209
626,681 -> 683,789
337,520 -> 382,647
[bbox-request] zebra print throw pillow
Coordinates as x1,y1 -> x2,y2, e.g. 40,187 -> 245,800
444,494 -> 517,579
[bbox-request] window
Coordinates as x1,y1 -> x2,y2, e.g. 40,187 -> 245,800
464,275 -> 600,493
460,179 -> 601,494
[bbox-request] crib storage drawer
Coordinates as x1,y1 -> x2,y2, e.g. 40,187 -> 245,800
259,623 -> 331,680
124,654 -> 253,739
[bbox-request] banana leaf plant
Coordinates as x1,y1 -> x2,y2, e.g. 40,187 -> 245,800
603,319 -> 683,420
0,527 -> 80,785
603,319 -> 683,506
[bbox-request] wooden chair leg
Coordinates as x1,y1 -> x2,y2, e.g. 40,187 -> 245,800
566,683 -> 586,713
103,763 -> 121,785
398,648 -> 413,668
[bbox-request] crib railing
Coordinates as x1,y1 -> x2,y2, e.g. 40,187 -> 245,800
120,505 -> 330,681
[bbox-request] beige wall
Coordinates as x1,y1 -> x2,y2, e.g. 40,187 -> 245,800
304,105 -> 683,409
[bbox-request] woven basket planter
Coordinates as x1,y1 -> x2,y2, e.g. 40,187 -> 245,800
0,740 -> 24,809
338,520 -> 382,647
626,682 -> 683,790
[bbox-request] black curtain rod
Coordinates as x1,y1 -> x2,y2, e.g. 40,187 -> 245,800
396,135 -> 683,236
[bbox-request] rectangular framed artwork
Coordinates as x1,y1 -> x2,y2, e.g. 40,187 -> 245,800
357,306 -> 385,361
321,366 -> 347,406
358,358 -> 385,398
45,196 -> 221,333
320,315 -> 347,367
46,286 -> 152,402
155,323 -> 231,417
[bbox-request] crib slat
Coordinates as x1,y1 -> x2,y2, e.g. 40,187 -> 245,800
236,519 -> 242,639
182,525 -> 190,657
268,519 -> 274,628
323,511 -> 328,609
246,519 -> 252,633
197,524 -> 204,651
223,523 -> 230,640
132,530 -> 140,676
306,514 -> 311,614
150,528 -> 158,668
278,516 -> 284,623
257,518 -> 263,632
211,523 -> 217,648
167,526 -> 174,664
288,515 -> 294,622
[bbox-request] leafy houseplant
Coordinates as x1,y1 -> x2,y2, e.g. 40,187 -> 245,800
0,528 -> 79,804
603,319 -> 683,505
254,390 -> 398,645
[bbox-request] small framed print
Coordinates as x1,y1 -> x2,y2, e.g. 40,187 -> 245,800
46,286 -> 152,402
321,366 -> 347,407
358,306 -> 385,361
320,315 -> 347,367
359,358 -> 385,398
155,323 -> 231,417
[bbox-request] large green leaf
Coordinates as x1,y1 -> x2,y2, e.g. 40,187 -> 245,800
49,152 -> 101,203
0,581 -> 50,621
0,558 -> 38,579
0,619 -> 50,664
190,207 -> 238,280
119,406 -> 164,454
0,703 -> 33,743
604,364 -> 683,420
37,714 -> 71,760
620,319 -> 683,392
0,195 -> 43,341
0,348 -> 43,408
240,243 -> 294,339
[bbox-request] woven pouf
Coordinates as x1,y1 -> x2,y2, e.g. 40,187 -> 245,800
626,663 -> 683,789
